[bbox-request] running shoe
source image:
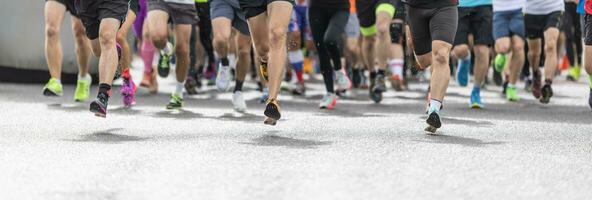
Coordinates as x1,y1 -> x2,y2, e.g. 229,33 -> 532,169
494,54 -> 507,73
292,81 -> 305,96
493,70 -> 503,86
390,74 -> 404,91
540,84 -> 553,104
588,89 -> 592,110
524,78 -> 533,92
532,72 -> 542,99
185,77 -> 199,95
74,75 -> 92,102
456,57 -> 470,87
336,69 -> 352,91
89,93 -> 109,118
501,81 -> 508,95
567,65 -> 581,81
260,88 -> 269,103
166,94 -> 183,109
216,63 -> 232,92
232,91 -> 247,113
470,88 -> 483,109
43,78 -> 63,96
264,98 -> 281,125
371,74 -> 386,103
506,85 -> 520,102
425,110 -> 442,134
157,42 -> 173,78
120,69 -> 136,107
319,93 -> 337,110
205,62 -> 217,82
259,60 -> 269,82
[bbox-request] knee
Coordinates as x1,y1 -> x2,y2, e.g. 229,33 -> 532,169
544,40 -> 557,53
512,42 -> 525,55
99,31 -> 117,48
175,43 -> 189,57
473,46 -> 489,58
323,36 -> 340,49
45,25 -> 60,38
363,36 -> 376,48
434,48 -> 450,65
269,27 -> 287,46
376,23 -> 390,37
213,32 -> 230,48
256,45 -> 269,57
495,43 -> 510,54
452,45 -> 469,58
151,33 -> 168,49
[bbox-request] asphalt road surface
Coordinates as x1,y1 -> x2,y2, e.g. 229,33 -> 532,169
1,65 -> 592,199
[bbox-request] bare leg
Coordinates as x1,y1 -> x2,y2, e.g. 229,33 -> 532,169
71,17 -> 92,77
44,1 -> 66,80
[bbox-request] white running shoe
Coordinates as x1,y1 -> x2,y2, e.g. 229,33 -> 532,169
335,69 -> 352,91
319,93 -> 337,109
216,63 -> 232,92
232,91 -> 247,112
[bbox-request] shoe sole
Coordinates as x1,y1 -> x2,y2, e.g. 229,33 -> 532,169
470,103 -> 483,109
89,102 -> 106,118
264,117 -> 277,126
43,88 -> 62,97
264,103 -> 281,121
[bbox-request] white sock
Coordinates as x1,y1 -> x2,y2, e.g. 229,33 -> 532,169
78,73 -> 90,81
429,99 -> 442,114
174,81 -> 184,97
388,58 -> 404,77
228,54 -> 237,69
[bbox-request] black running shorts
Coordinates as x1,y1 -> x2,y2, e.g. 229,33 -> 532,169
130,0 -> 140,15
75,0 -> 130,40
454,5 -> 494,46
238,0 -> 295,19
406,4 -> 458,55
524,11 -> 563,39
148,0 -> 197,25
46,0 -> 78,17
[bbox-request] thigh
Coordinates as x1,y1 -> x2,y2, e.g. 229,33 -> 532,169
169,3 -> 197,25
212,17 -> 233,39
453,7 -> 471,46
430,6 -> 458,46
525,14 -> 544,39
174,24 -> 193,47
267,1 -> 293,32
45,0 -> 67,28
147,9 -> 170,37
308,8 -> 330,44
406,5 -> 432,56
325,10 -> 349,40
471,5 -> 493,46
493,11 -> 510,40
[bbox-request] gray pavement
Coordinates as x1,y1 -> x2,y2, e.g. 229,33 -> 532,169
1,68 -> 592,199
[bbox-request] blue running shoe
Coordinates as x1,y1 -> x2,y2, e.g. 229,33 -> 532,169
470,87 -> 483,109
456,57 -> 470,87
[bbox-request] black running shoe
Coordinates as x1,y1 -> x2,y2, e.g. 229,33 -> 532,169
425,111 -> 442,134
185,77 -> 199,95
264,99 -> 281,126
588,89 -> 592,110
540,84 -> 553,104
89,93 -> 109,118
532,72 -> 542,99
502,81 -> 508,95
493,70 -> 503,86
371,74 -> 386,103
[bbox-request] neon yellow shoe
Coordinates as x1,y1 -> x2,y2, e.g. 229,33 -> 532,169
567,65 -> 581,81
494,54 -> 507,73
74,75 -> 92,102
166,93 -> 183,109
42,78 -> 63,96
506,86 -> 520,102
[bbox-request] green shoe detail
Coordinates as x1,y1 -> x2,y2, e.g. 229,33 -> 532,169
43,78 -> 63,96
166,94 -> 183,109
494,54 -> 507,73
568,65 -> 581,81
506,86 -> 520,102
589,76 -> 592,89
74,75 -> 92,102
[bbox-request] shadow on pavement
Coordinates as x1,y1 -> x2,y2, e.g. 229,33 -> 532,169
240,131 -> 332,149
65,128 -> 150,144
442,117 -> 494,127
47,103 -> 87,112
414,134 -> 505,147
217,112 -> 262,123
109,106 -> 143,115
151,109 -> 211,120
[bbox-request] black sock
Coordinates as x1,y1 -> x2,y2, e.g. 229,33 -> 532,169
370,71 -> 377,79
545,79 -> 553,85
234,80 -> 243,93
220,57 -> 229,66
377,69 -> 386,76
98,83 -> 111,101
